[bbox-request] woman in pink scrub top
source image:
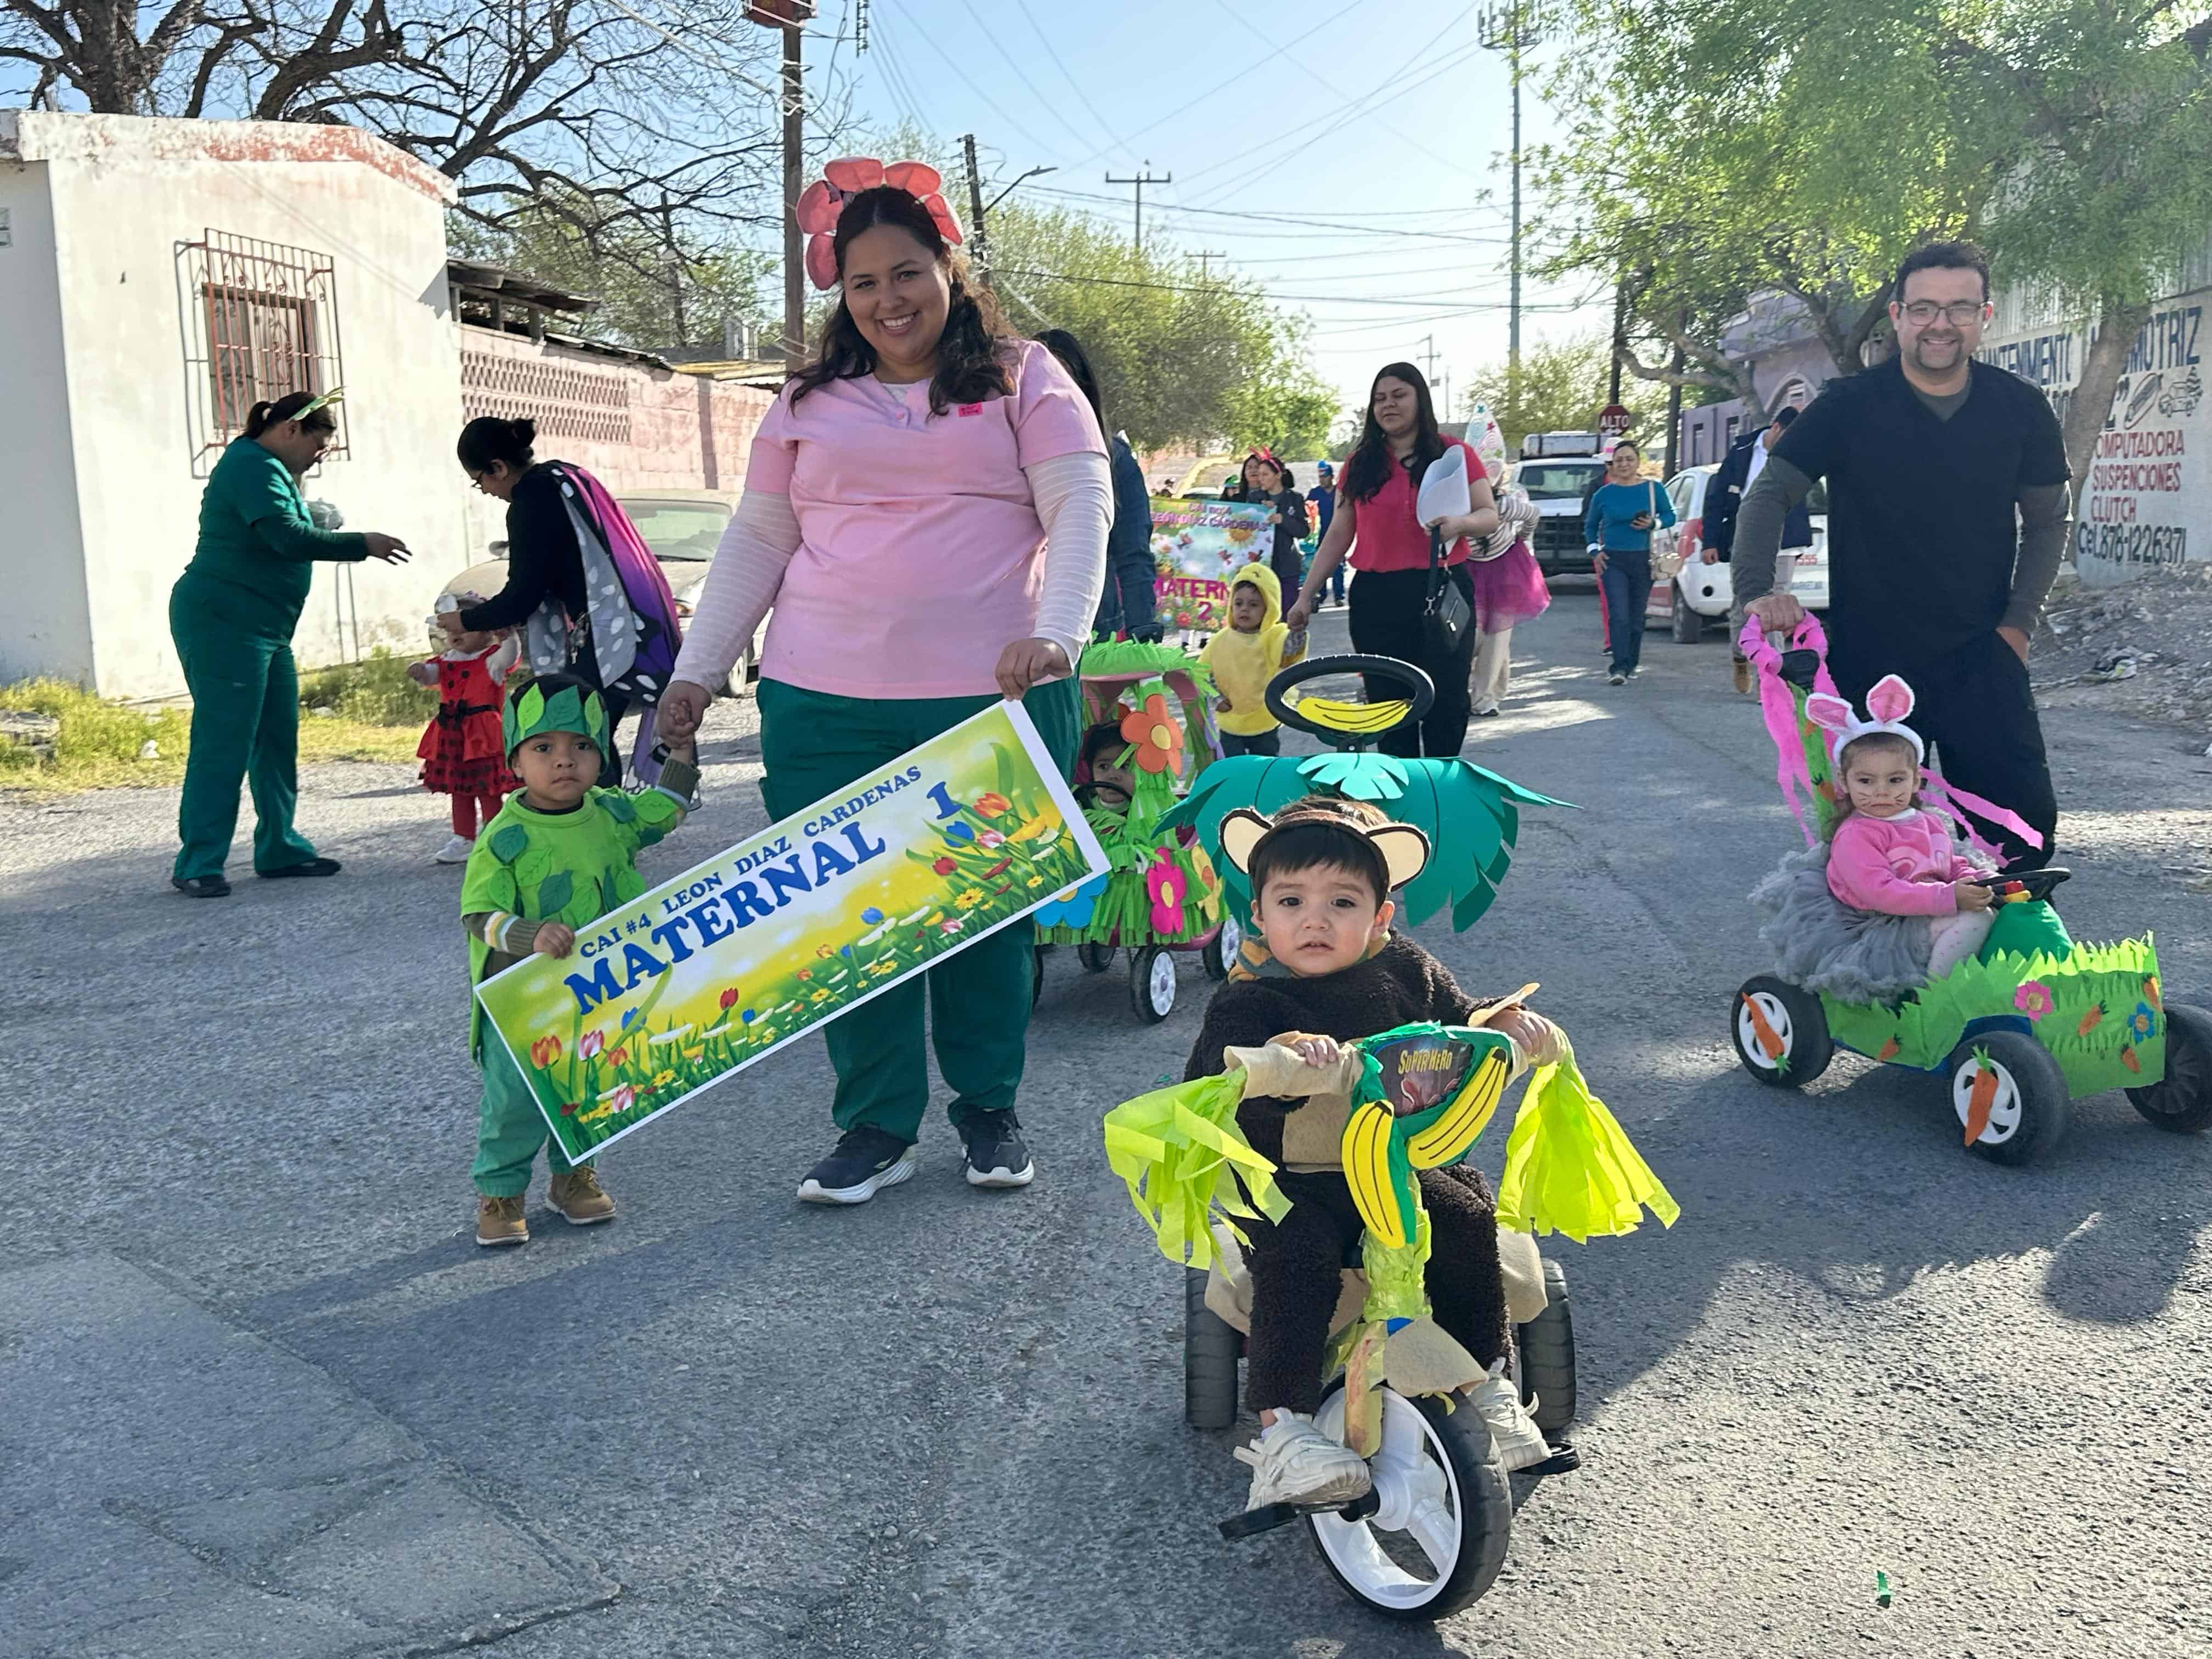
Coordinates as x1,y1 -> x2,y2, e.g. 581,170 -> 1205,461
657,172 -> 1110,1209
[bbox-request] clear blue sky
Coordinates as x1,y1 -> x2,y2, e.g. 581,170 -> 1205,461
811,0 -> 1609,430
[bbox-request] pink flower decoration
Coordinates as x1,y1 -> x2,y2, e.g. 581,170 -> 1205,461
2014,981 -> 2055,1021
977,828 -> 1005,848
795,157 -> 964,291
1145,851 -> 1187,934
578,1029 -> 604,1059
610,1085 -> 636,1114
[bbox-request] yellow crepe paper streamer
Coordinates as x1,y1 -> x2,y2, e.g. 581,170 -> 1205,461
1102,1073 -> 1291,1268
1497,1040 -> 1680,1241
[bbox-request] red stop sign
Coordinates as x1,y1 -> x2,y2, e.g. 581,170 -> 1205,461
1598,404 -> 1632,437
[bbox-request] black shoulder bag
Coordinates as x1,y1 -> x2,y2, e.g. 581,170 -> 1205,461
1420,453 -> 1473,657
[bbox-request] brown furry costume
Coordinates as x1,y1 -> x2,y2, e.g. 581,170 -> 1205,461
1183,934 -> 1512,1415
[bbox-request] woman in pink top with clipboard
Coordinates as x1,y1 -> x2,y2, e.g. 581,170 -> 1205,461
655,160 -> 1111,1207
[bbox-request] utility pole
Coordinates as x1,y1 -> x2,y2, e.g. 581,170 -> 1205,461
1195,250 -> 1227,282
778,18 -> 806,370
741,1 -> 814,369
1104,162 -> 1170,250
962,134 -> 990,281
853,0 -> 868,52
1417,333 -> 1442,388
1609,277 -> 1627,405
1663,312 -> 1686,475
1478,2 -> 1544,404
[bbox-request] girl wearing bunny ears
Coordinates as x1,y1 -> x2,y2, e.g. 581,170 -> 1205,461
1752,675 -> 1999,998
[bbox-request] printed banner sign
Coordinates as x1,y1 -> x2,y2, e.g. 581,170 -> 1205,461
476,701 -> 1109,1163
1149,496 -> 1274,634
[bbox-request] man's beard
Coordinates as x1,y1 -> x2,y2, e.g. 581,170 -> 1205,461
1910,333 -> 1963,370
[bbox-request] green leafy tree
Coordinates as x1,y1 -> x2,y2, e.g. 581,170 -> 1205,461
1460,334 -> 1613,450
1541,0 -> 2212,494
452,198 -> 777,354
982,202 -> 1340,452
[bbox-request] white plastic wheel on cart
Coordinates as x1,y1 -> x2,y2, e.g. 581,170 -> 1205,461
1206,912 -> 1241,981
1951,1050 -> 2024,1146
1130,946 -> 1177,1023
1308,1384 -> 1510,1620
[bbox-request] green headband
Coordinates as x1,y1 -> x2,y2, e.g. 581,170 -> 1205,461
294,387 -> 345,420
504,679 -> 608,758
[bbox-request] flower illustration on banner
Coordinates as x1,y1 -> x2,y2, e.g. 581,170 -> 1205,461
932,856 -> 957,876
1146,851 -> 1188,933
953,887 -> 985,910
652,1069 -> 678,1090
861,907 -> 884,925
1034,872 -> 1108,929
796,969 -> 812,983
945,822 -> 975,844
607,1047 -> 627,1066
2129,1001 -> 2158,1041
579,1029 -> 605,1059
975,793 -> 1012,817
1120,691 -> 1184,775
719,988 -> 742,1009
530,1035 -> 562,1069
977,828 -> 1006,848
608,1084 -> 636,1114
2013,981 -> 2054,1022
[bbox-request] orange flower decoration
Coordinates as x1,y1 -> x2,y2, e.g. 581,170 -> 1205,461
1119,691 -> 1184,776
529,1035 -> 562,1069
975,792 -> 1012,816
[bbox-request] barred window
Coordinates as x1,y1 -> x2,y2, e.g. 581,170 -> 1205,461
179,230 -> 347,473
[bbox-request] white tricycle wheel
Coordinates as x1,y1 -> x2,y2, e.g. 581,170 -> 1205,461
1308,1381 -> 1511,1621
1946,1030 -> 2068,1165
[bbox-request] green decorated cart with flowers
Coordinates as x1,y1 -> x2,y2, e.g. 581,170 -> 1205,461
1731,619 -> 2212,1164
1031,641 -> 1239,1022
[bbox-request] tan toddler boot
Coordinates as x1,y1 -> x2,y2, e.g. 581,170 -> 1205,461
549,1166 -> 616,1226
476,1193 -> 529,1248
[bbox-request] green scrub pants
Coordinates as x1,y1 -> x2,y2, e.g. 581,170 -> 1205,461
756,676 -> 1080,1144
473,1037 -> 582,1196
170,583 -> 321,881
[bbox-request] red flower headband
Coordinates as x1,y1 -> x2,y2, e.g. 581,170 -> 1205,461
795,157 -> 965,291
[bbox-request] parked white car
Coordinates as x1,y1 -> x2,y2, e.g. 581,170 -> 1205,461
1646,465 -> 1830,641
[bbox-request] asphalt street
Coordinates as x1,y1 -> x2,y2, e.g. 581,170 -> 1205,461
4,594 -> 2210,1658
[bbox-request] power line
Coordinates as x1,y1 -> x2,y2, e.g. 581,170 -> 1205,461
997,266 -> 1540,308
1020,184 -> 1511,242
1009,0 -> 1136,165
951,0 -> 1099,155
878,2 -> 1057,155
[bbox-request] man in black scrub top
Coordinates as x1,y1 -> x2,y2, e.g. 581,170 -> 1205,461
1733,241 -> 2071,869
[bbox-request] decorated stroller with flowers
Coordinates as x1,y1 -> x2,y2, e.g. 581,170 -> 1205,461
1030,641 -> 1240,1021
1731,616 -> 2212,1163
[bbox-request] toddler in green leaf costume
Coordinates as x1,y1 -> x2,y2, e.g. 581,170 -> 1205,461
460,673 -> 700,1246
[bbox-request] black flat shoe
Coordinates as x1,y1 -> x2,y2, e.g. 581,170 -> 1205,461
257,858 -> 342,879
172,875 -> 230,898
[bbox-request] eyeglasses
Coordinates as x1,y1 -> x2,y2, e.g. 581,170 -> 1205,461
1898,300 -> 1986,326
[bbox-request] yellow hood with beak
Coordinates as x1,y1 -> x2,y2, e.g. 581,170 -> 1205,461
1201,564 -> 1306,736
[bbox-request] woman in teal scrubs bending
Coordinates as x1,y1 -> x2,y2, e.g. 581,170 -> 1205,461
169,391 -> 412,896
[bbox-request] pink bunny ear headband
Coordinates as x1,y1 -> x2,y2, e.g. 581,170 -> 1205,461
1805,675 -> 1925,764
795,157 -> 964,291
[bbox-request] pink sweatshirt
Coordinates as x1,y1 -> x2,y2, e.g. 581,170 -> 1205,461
1826,810 -> 1979,916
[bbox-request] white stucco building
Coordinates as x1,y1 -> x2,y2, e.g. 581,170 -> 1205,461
0,110 -> 461,699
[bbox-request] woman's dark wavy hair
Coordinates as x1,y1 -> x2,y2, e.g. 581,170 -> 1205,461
244,391 -> 337,439
789,185 -> 1013,415
1035,328 -> 1105,433
1339,362 -> 1444,505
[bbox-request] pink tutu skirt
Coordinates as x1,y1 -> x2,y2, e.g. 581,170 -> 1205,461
1465,540 -> 1550,634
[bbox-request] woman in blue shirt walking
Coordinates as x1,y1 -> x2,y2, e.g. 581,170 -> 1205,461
1583,441 -> 1675,684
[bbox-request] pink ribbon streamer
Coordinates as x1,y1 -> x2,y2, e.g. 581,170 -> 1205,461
1738,614 -> 1838,845
1736,616 -> 2043,858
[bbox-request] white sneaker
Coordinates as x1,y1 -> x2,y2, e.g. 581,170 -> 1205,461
1233,1412 -> 1373,1510
1469,1359 -> 1553,1472
435,833 -> 476,865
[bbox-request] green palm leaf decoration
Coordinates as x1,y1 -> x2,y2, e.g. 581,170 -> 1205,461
1159,754 -> 1573,930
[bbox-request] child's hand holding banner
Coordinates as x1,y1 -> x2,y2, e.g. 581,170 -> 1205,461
476,701 -> 1108,1163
